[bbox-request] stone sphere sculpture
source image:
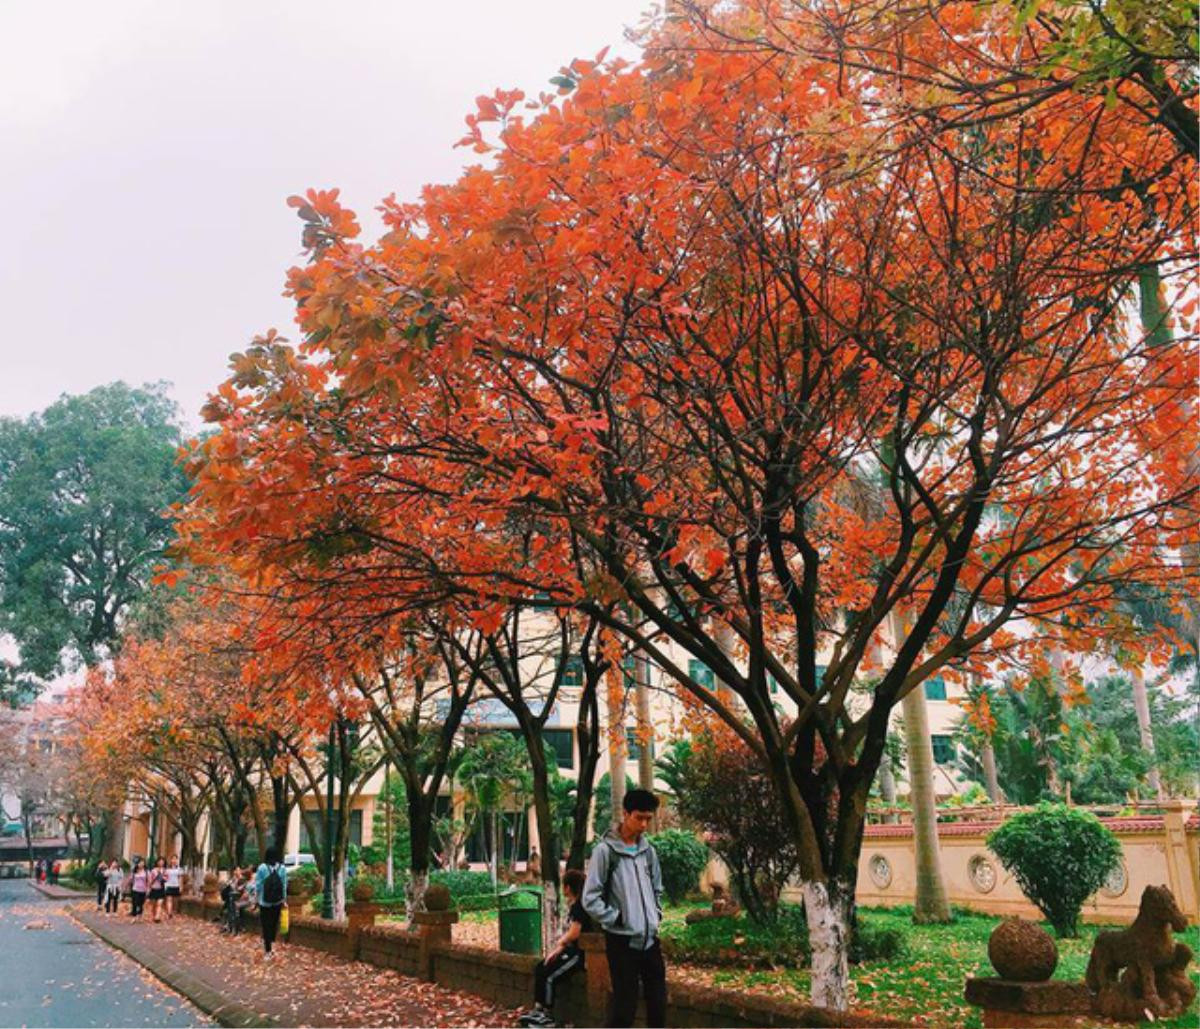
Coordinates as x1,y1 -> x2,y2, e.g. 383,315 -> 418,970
989,918 -> 1059,981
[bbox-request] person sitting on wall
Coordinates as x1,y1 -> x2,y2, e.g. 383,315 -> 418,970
519,869 -> 593,1028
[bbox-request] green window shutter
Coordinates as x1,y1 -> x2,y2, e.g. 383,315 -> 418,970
931,734 -> 955,765
924,677 -> 947,701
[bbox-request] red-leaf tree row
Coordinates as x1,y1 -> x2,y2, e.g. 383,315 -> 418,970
177,1 -> 1196,1008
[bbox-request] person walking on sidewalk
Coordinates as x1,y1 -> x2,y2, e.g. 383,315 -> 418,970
104,860 -> 124,915
582,788 -> 666,1028
94,861 -> 107,911
253,846 -> 287,959
148,857 -> 168,922
129,858 -> 148,920
164,855 -> 182,919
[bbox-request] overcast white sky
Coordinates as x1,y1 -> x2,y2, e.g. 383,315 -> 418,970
0,0 -> 653,428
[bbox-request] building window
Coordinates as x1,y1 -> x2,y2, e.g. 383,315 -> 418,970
626,728 -> 656,762
768,674 -> 779,695
503,727 -> 574,770
542,729 -> 574,770
688,659 -> 715,690
560,657 -> 583,688
815,664 -> 828,689
931,734 -> 955,765
350,809 -> 363,849
924,677 -> 947,701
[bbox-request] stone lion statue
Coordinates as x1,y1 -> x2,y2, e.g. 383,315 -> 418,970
1086,884 -> 1194,1020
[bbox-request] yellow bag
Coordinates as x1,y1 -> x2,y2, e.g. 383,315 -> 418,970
279,905 -> 290,935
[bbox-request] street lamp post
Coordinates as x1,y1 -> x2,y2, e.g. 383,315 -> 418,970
321,721 -> 336,920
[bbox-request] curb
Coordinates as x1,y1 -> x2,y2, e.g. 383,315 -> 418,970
71,910 -> 278,1028
30,879 -> 92,899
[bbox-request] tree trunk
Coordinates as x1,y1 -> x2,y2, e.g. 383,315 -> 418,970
270,774 -> 291,851
981,740 -> 1002,804
878,758 -> 898,823
901,684 -> 952,922
332,866 -> 346,921
1130,666 -> 1164,798
527,735 -> 562,954
608,669 -> 627,828
803,880 -> 853,1011
405,867 -> 429,925
891,613 -> 951,923
634,655 -> 655,792
384,763 -> 395,893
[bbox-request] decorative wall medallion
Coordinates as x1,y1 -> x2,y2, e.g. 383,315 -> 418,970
1100,862 -> 1128,898
969,854 -> 997,893
868,853 -> 892,889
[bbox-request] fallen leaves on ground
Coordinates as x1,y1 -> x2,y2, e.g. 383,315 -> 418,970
74,904 -> 523,1027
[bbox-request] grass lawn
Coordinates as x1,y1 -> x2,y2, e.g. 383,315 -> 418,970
668,905 -> 1200,1028
379,899 -> 1199,1027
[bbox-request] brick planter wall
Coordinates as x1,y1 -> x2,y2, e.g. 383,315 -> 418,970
358,924 -> 421,977
288,913 -> 354,959
173,905 -> 904,1027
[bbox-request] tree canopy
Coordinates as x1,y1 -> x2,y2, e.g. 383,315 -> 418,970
0,382 -> 189,694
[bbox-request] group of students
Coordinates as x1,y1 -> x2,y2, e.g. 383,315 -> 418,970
94,855 -> 183,921
520,787 -> 667,1029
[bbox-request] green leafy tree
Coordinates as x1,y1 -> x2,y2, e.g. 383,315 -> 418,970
457,730 -> 531,880
654,738 -> 692,800
592,771 -> 635,840
0,383 -> 188,692
648,828 -> 709,903
987,804 -> 1121,936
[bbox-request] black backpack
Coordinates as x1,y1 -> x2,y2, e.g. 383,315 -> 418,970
262,865 -> 284,905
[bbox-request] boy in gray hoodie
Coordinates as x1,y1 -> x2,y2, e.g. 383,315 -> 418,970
582,789 -> 666,1027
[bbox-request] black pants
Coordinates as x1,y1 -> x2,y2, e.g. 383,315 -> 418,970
260,904 -> 282,953
223,897 -> 242,934
130,890 -> 146,917
604,934 -> 666,1028
105,888 -> 120,914
96,879 -> 106,907
534,948 -> 584,1009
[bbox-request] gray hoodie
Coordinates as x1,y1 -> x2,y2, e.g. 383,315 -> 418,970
582,830 -> 663,950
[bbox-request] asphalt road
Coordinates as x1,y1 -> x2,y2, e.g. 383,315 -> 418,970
0,879 -> 212,1028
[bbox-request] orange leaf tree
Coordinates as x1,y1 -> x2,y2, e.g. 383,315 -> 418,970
181,2 -> 1196,1008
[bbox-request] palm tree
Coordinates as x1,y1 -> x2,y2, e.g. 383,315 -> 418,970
889,611 -> 951,923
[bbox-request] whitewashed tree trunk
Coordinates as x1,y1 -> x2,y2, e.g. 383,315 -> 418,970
540,877 -> 560,955
803,880 -> 853,1011
332,867 -> 346,921
189,864 -> 204,898
405,868 -> 429,929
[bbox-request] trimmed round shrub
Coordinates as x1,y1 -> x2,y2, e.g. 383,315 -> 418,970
288,864 -> 321,897
649,829 -> 710,904
424,883 -> 453,911
351,879 -> 375,903
987,803 -> 1121,937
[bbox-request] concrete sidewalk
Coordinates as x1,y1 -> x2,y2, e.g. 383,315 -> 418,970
72,905 -> 522,1028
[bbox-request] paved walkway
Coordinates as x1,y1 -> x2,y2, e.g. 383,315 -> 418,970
73,905 -> 524,1028
0,881 -> 210,1028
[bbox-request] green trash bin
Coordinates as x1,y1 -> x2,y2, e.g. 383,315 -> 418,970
498,886 -> 542,954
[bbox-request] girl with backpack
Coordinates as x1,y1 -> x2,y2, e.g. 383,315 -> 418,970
253,846 -> 288,959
